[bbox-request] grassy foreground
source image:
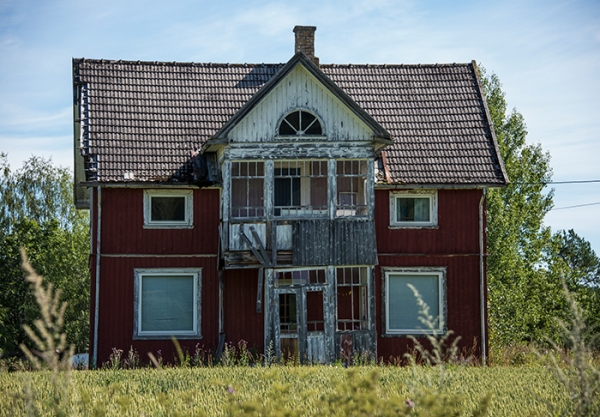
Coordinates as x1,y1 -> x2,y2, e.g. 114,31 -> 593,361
0,365 -> 566,416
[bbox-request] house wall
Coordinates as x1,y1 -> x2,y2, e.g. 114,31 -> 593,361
222,269 -> 265,353
90,187 -> 221,366
373,188 -> 485,360
89,186 -> 486,364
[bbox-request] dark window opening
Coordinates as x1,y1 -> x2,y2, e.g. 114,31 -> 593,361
278,110 -> 323,136
151,196 -> 186,222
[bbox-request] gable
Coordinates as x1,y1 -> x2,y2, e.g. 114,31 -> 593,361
228,65 -> 374,143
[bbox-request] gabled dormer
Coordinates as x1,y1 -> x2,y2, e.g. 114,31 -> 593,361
203,46 -> 392,269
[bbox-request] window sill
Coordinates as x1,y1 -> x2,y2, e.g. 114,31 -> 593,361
388,224 -> 438,230
380,332 -> 440,338
143,224 -> 194,229
133,334 -> 203,340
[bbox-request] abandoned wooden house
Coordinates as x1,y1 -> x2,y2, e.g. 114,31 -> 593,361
73,26 -> 508,368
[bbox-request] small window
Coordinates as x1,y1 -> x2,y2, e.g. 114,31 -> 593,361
133,269 -> 202,339
144,190 -> 193,228
384,269 -> 445,335
278,110 -> 323,136
390,191 -> 437,227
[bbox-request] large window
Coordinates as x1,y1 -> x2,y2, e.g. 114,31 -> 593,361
143,190 -> 193,228
384,268 -> 445,335
231,161 -> 264,218
336,160 -> 368,217
274,160 -> 328,217
389,190 -> 437,227
133,269 -> 202,339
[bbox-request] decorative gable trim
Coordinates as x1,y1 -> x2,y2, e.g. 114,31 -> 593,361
203,53 -> 392,151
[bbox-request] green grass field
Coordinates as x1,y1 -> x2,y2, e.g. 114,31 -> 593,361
0,365 -> 569,416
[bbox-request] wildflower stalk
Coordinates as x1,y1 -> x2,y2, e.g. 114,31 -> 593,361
18,248 -> 75,415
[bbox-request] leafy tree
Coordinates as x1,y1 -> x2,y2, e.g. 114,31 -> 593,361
547,229 -> 600,346
482,69 -> 600,349
480,69 -> 564,347
0,154 -> 89,356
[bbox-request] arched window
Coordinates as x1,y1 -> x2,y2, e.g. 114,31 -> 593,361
278,110 -> 323,136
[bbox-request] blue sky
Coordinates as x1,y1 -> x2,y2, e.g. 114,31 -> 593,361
1,0 -> 599,253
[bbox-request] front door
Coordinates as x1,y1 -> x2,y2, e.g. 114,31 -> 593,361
274,286 -> 327,363
271,269 -> 331,363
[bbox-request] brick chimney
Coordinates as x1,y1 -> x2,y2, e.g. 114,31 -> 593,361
294,26 -> 319,66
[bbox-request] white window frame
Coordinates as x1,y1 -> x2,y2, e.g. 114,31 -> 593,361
143,189 -> 193,228
335,159 -> 369,218
389,190 -> 438,227
275,109 -> 326,139
133,268 -> 202,339
384,268 -> 446,336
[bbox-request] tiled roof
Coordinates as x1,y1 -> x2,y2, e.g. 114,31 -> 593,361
73,58 -> 507,186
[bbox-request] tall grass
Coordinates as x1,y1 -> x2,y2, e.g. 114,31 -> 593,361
2,255 -> 598,416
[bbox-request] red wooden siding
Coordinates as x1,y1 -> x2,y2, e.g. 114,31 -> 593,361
100,188 -> 220,255
93,256 -> 219,365
374,188 -> 486,361
89,187 -> 221,365
89,186 -> 487,364
222,269 -> 265,352
375,256 -> 483,361
375,189 -> 481,255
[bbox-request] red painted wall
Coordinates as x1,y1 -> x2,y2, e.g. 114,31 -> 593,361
89,186 -> 486,364
375,189 -> 481,255
374,188 -> 486,361
89,187 -> 221,365
100,187 -> 220,255
222,269 -> 265,353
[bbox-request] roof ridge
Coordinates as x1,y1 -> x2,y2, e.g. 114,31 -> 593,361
74,58 -> 471,68
321,62 -> 471,68
73,58 -> 286,68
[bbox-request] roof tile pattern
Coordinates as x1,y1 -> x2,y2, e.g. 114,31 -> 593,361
74,59 -> 506,185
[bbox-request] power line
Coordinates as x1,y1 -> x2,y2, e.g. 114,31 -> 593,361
552,202 -> 600,211
547,180 -> 600,185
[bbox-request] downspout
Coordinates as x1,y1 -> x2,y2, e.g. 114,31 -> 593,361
479,188 -> 487,366
93,186 -> 101,369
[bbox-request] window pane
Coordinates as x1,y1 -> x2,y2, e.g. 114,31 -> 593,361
336,160 -> 367,217
279,111 -> 322,136
231,162 -> 264,218
274,161 -> 327,217
151,196 -> 185,222
141,276 -> 194,332
336,267 -> 369,331
397,197 -> 430,222
388,274 -> 439,331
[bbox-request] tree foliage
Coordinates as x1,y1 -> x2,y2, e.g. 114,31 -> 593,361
481,69 -> 600,349
0,154 -> 89,356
